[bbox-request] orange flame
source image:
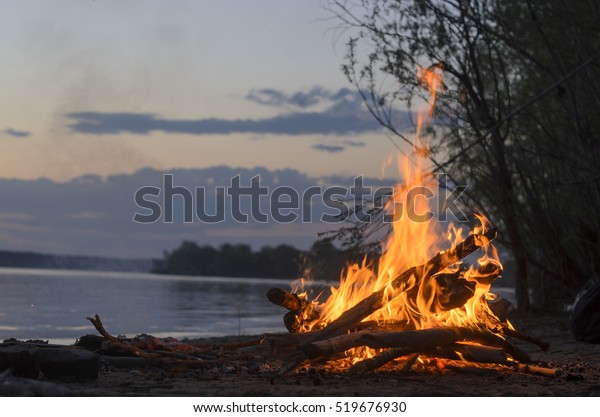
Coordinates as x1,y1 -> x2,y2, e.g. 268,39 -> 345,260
295,64 -> 504,362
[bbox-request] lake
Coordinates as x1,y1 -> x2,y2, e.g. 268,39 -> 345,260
0,267 -> 301,344
0,267 -> 515,345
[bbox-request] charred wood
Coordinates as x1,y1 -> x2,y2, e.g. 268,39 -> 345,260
267,288 -> 319,332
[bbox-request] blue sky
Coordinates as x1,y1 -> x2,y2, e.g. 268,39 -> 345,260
0,0 -> 418,257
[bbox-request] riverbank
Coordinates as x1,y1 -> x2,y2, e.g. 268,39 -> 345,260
2,311 -> 599,396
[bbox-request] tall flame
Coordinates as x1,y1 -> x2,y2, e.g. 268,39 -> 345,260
296,64 -> 503,360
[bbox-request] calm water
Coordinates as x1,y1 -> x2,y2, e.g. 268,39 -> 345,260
0,267 -> 299,344
0,267 -> 515,345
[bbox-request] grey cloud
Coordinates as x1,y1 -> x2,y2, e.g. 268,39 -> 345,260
311,139 -> 365,153
245,88 -> 289,107
246,86 -> 354,109
67,87 -> 412,137
343,140 -> 365,147
4,128 -> 31,138
67,105 -> 381,137
312,144 -> 345,153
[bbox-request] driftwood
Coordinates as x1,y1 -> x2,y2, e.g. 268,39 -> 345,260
87,315 -> 162,359
302,228 -> 498,347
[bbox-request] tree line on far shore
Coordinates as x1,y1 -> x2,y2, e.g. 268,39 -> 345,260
153,239 -> 363,281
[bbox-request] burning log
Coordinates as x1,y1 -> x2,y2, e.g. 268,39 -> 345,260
265,320 -> 410,354
434,270 -> 476,311
349,349 -> 421,375
297,327 -> 496,365
300,228 -> 498,346
300,328 -> 377,359
267,288 -> 306,311
267,288 -> 319,332
471,262 -> 503,285
443,343 -> 510,364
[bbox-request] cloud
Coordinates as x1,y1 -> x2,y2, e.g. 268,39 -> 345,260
67,87 -> 412,137
67,110 -> 381,136
311,138 -> 366,153
312,144 -> 345,153
343,140 -> 365,147
246,86 -> 355,109
3,128 -> 31,138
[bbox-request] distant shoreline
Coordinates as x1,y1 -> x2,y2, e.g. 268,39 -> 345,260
0,249 -> 155,273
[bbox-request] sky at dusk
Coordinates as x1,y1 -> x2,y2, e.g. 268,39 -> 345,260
0,0 -> 419,258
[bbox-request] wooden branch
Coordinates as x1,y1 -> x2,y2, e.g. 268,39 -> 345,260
514,363 -> 561,377
346,328 -> 503,374
359,327 -> 486,350
87,314 -> 162,359
301,327 -> 490,361
300,329 -> 376,359
267,288 -> 306,311
266,321 -> 411,353
303,228 -> 498,345
502,326 -> 549,351
267,288 -> 319,332
443,343 -> 510,364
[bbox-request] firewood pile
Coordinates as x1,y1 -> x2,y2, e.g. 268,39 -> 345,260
265,228 -> 558,377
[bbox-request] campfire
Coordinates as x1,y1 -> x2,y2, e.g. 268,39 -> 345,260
266,219 -> 553,376
265,65 -> 555,377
